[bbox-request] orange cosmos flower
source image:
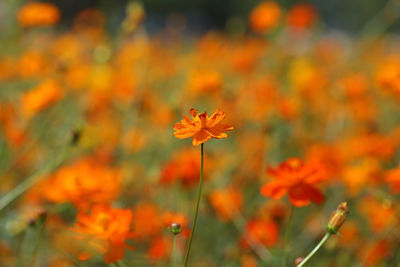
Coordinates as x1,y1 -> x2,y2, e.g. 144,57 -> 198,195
249,1 -> 281,33
21,79 -> 63,119
173,108 -> 233,146
187,70 -> 222,93
385,166 -> 400,194
209,187 -> 243,221
160,149 -> 206,188
17,2 -> 60,27
37,158 -> 120,210
131,203 -> 163,239
261,158 -> 326,207
359,240 -> 391,266
72,204 -> 135,263
241,218 -> 279,248
286,3 -> 317,29
359,197 -> 396,234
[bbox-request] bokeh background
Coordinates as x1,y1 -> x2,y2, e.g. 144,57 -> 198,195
1,0 -> 400,267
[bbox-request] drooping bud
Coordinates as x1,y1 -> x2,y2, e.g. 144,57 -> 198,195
327,202 -> 349,234
170,222 -> 182,235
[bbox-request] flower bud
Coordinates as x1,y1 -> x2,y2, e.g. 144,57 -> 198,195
170,222 -> 182,235
327,202 -> 349,234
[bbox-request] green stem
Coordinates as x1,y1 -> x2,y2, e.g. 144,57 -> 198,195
297,233 -> 331,267
172,235 -> 177,267
183,143 -> 204,267
0,145 -> 70,212
282,205 -> 294,267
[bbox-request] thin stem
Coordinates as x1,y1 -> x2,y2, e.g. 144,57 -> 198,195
172,235 -> 177,267
0,145 -> 70,211
282,205 -> 294,267
183,143 -> 204,267
297,233 -> 331,267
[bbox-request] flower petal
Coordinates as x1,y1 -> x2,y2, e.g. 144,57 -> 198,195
288,183 -> 324,207
192,129 -> 211,146
261,181 -> 287,199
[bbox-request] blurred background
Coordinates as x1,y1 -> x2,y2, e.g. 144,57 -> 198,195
1,0 -> 400,266
0,0 -> 398,35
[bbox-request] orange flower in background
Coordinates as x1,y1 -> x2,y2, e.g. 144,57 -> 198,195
17,2 -> 60,27
342,158 -> 381,196
160,149 -> 204,188
147,236 -> 170,261
261,158 -> 326,206
18,50 -> 48,78
209,187 -> 243,221
21,79 -> 63,119
173,108 -> 233,146
241,218 -> 279,248
287,3 -> 317,29
359,240 -> 391,266
359,197 -> 396,234
187,70 -> 222,93
131,203 -> 162,239
35,158 -> 120,209
72,204 -> 135,263
385,166 -> 400,193
73,9 -> 105,39
249,1 -> 281,33
376,57 -> 400,99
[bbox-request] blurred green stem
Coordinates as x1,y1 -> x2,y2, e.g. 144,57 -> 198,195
172,235 -> 177,267
297,233 -> 331,267
16,214 -> 46,267
183,143 -> 204,267
359,0 -> 400,37
282,205 -> 294,267
0,145 -> 71,211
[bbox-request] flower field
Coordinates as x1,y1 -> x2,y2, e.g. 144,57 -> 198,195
1,1 -> 400,266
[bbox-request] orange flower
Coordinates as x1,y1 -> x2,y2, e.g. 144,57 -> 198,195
286,3 -> 317,29
187,70 -> 222,93
147,236 -> 170,261
36,158 -> 120,210
359,197 -> 396,234
385,166 -> 400,193
261,158 -> 326,207
249,1 -> 281,33
17,2 -> 60,27
21,79 -> 63,119
72,204 -> 135,263
241,218 -> 279,248
131,203 -> 162,239
160,149 -> 203,188
209,187 -> 243,221
359,240 -> 391,266
173,108 -> 233,146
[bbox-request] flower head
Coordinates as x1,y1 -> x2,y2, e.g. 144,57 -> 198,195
21,79 -> 63,119
34,158 -> 120,210
327,202 -> 349,234
261,158 -> 326,207
173,108 -> 233,146
249,1 -> 281,33
17,2 -> 60,28
72,204 -> 135,263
